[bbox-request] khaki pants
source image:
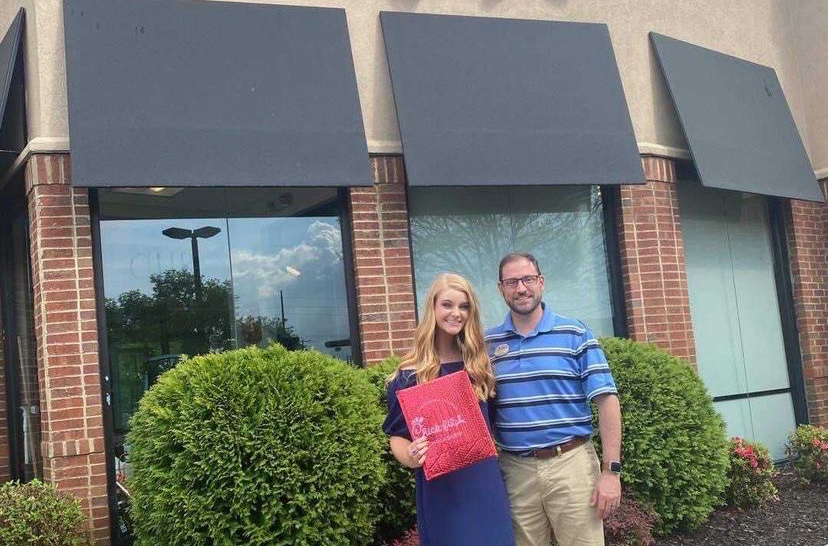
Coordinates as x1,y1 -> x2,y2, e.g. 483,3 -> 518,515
499,443 -> 604,546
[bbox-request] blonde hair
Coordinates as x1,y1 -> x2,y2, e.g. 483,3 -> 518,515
390,273 -> 495,400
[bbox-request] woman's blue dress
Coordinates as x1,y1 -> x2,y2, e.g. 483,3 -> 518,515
383,362 -> 516,546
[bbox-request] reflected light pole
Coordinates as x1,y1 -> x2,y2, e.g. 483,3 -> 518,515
162,226 -> 221,302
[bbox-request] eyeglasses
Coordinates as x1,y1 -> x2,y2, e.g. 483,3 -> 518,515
499,275 -> 540,290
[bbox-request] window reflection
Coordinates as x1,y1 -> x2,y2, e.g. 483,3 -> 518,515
409,186 -> 614,335
98,187 -> 353,453
1,204 -> 42,481
227,216 -> 349,355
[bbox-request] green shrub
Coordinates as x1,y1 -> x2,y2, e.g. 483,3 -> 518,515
595,338 -> 729,534
786,424 -> 828,484
0,479 -> 90,546
362,357 -> 417,545
128,344 -> 387,546
724,437 -> 778,509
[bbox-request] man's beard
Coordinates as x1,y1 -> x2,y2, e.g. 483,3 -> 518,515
508,295 -> 540,315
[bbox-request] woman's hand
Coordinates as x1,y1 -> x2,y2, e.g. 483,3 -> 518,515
407,436 -> 429,468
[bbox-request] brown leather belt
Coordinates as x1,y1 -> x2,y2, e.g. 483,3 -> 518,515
529,436 -> 588,459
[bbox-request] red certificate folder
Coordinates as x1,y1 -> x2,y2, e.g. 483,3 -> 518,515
396,370 -> 497,480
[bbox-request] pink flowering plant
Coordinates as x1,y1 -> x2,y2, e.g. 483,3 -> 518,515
724,437 -> 778,509
604,498 -> 659,546
786,424 -> 828,484
383,528 -> 419,546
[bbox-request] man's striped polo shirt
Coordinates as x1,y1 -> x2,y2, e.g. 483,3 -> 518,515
485,303 -> 617,453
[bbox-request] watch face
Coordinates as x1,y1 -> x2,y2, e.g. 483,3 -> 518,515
609,461 -> 622,473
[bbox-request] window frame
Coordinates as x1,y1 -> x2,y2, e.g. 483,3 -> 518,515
90,186 -> 362,544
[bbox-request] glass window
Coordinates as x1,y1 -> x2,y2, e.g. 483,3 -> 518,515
0,199 -> 41,481
678,179 -> 797,460
98,187 -> 354,451
408,186 -> 615,335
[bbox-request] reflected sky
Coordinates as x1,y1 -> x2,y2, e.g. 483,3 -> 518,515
100,215 -> 350,355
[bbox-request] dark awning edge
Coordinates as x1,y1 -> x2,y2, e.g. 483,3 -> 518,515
380,12 -> 645,187
651,32 -> 823,203
63,0 -> 371,188
0,8 -> 26,181
0,8 -> 23,127
0,8 -> 26,170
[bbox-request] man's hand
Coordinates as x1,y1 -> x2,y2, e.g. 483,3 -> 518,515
590,471 -> 621,519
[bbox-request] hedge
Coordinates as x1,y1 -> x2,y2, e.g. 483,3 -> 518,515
362,357 -> 417,544
595,338 -> 730,534
127,344 -> 386,545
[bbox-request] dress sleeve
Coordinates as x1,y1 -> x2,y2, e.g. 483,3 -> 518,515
382,373 -> 412,439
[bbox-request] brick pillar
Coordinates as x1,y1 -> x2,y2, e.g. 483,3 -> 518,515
349,156 -> 417,365
786,179 -> 828,427
26,154 -> 109,543
616,156 -> 696,364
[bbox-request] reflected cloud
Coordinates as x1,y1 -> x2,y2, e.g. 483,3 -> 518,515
309,221 -> 343,262
230,220 -> 343,309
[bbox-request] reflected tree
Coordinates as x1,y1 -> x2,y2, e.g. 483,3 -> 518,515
106,268 -> 306,358
106,268 -> 233,357
106,268 -> 307,433
237,315 -> 305,350
409,187 -> 612,329
410,192 -> 605,287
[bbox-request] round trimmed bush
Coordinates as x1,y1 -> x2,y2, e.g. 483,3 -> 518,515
595,338 -> 729,534
0,479 -> 90,546
362,357 -> 416,544
128,344 -> 386,545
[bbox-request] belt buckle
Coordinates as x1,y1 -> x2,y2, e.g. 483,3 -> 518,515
531,443 -> 564,459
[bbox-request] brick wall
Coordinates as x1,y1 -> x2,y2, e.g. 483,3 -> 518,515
26,154 -> 109,543
349,156 -> 417,365
786,179 -> 828,427
616,156 -> 696,364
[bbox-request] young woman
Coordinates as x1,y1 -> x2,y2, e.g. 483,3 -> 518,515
383,273 -> 516,545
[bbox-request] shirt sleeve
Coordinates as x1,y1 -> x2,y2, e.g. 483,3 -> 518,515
576,328 -> 618,401
382,373 -> 412,439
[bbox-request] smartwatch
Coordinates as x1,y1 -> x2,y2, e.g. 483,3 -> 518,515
606,460 -> 622,474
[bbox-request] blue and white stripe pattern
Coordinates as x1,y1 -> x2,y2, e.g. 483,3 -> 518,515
485,304 -> 617,453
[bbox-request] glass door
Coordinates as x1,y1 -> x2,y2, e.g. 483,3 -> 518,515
0,190 -> 42,481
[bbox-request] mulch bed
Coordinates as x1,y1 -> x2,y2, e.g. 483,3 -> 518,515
657,470 -> 828,546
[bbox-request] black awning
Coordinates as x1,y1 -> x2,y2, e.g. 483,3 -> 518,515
379,12 -> 644,187
63,0 -> 370,188
0,8 -> 25,176
651,33 -> 823,202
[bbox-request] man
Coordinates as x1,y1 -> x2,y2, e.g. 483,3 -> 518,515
485,252 -> 622,546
